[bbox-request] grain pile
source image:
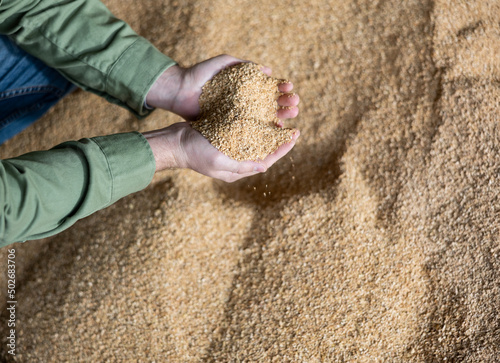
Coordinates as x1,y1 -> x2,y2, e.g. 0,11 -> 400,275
192,62 -> 293,161
1,0 -> 500,362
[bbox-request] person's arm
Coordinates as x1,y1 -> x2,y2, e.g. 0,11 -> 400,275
0,0 -> 176,116
0,132 -> 155,246
0,124 -> 299,247
0,51 -> 300,247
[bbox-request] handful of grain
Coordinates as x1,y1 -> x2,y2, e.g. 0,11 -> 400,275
192,63 -> 294,161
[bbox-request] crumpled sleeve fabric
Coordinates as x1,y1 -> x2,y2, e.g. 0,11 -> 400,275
0,132 -> 156,247
0,0 -> 177,116
0,0 -> 179,246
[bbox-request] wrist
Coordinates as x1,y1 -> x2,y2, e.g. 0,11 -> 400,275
146,65 -> 184,110
142,125 -> 185,172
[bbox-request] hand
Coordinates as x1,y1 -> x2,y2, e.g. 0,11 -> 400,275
146,54 -> 300,121
144,54 -> 300,182
143,123 -> 300,183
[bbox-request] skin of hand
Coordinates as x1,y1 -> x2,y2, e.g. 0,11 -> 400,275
143,54 -> 300,183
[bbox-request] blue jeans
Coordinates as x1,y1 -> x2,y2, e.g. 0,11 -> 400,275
0,35 -> 76,145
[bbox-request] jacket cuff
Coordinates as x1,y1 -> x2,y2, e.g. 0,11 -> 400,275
91,131 -> 155,205
106,37 -> 177,117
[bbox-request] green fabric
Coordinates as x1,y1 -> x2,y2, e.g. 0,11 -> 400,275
0,0 -> 177,116
0,0 -> 181,246
0,132 -> 156,246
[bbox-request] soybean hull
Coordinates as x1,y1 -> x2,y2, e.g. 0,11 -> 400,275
1,0 -> 499,362
192,63 -> 293,161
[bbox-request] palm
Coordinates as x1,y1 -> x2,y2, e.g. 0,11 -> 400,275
171,55 -> 244,121
147,54 -> 300,182
175,122 -> 300,182
151,54 -> 298,121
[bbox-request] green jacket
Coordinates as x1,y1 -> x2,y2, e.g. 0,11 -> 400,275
0,0 -> 177,246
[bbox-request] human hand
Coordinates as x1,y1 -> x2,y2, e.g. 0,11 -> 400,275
143,123 -> 300,183
146,54 -> 300,121
144,54 -> 300,182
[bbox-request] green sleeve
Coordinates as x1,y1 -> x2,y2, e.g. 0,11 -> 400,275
0,0 -> 177,116
0,132 -> 156,247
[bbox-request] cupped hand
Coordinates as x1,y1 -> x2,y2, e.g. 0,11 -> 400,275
146,55 -> 243,120
146,54 -> 300,121
173,122 -> 300,183
144,55 -> 300,182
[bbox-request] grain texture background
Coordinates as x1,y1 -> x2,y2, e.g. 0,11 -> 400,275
1,0 -> 500,361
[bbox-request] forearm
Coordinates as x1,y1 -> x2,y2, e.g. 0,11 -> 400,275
0,0 -> 176,116
0,132 -> 155,247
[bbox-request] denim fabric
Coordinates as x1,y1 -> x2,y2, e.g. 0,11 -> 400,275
0,35 -> 76,145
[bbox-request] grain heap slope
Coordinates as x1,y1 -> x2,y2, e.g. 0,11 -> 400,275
1,0 -> 500,362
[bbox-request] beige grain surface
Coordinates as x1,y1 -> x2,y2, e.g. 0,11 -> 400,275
1,0 -> 499,361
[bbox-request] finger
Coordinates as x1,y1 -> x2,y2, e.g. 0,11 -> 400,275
262,130 -> 300,167
260,65 -> 272,76
234,160 -> 266,174
203,54 -> 247,81
212,54 -> 246,67
218,160 -> 265,183
277,106 -> 299,119
216,154 -> 266,174
277,93 -> 299,107
220,169 -> 262,183
278,81 -> 294,93
217,130 -> 299,182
